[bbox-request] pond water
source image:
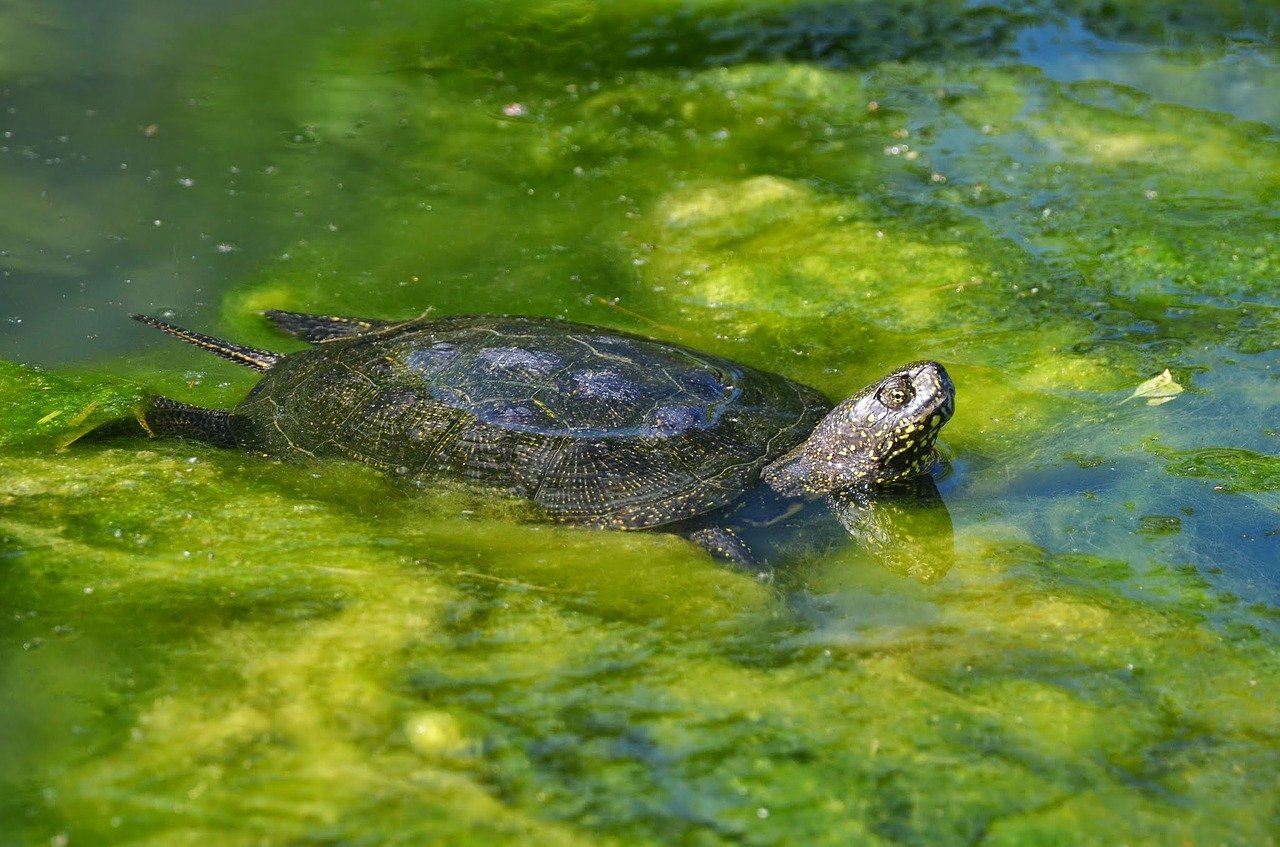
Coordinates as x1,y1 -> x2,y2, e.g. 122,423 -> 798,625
2,1 -> 1278,844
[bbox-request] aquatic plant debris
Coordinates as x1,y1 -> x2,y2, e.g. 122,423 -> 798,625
1121,368 -> 1185,406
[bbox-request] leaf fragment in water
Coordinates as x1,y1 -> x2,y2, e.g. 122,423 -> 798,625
1121,369 -> 1184,406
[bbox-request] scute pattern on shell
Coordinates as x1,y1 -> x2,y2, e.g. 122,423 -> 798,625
230,315 -> 831,529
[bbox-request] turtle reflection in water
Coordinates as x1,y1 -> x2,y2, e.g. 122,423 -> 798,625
131,310 -> 956,572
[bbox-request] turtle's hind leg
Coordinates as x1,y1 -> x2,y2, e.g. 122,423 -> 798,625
140,397 -> 238,447
262,310 -> 396,343
130,314 -> 282,371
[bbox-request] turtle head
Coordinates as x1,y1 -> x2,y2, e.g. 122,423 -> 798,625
763,361 -> 955,496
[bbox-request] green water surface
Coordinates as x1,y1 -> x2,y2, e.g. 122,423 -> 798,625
2,1 -> 1278,844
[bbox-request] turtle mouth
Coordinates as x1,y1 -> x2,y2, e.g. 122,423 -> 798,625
903,360 -> 956,427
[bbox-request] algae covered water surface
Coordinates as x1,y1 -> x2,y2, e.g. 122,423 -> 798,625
2,1 -> 1278,844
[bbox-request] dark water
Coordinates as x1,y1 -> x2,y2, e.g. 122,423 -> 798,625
2,1 -> 1278,845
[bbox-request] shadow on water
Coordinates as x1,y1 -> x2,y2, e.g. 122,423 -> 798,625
724,474 -> 956,585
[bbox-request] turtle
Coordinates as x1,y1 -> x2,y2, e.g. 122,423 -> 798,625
129,309 -> 955,566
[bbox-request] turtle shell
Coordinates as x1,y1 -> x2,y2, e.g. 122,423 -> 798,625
231,315 -> 831,529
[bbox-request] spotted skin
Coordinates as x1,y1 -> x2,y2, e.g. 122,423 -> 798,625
761,361 -> 955,495
130,311 -> 955,560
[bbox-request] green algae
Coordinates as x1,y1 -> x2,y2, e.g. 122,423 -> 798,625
0,361 -> 145,448
3,449 -> 1277,846
2,0 -> 1279,844
1154,444 -> 1280,493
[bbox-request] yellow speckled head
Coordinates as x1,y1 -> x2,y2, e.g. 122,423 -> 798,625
763,361 -> 955,496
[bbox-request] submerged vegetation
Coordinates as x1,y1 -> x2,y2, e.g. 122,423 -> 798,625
1,0 -> 1277,844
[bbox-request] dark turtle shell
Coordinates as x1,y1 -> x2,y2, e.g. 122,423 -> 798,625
230,315 -> 831,529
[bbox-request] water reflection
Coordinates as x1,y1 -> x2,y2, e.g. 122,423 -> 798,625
828,476 -> 955,584
731,474 -> 955,584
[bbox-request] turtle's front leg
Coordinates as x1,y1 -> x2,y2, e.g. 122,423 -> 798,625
682,525 -> 760,570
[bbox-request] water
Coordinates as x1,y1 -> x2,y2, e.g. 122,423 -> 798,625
2,1 -> 1278,844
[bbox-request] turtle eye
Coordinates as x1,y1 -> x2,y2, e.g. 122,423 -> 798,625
877,379 -> 914,410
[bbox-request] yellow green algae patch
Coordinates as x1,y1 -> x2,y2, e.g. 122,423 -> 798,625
638,175 -> 981,326
0,443 -> 774,844
0,360 -> 146,449
2,443 -> 1277,846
